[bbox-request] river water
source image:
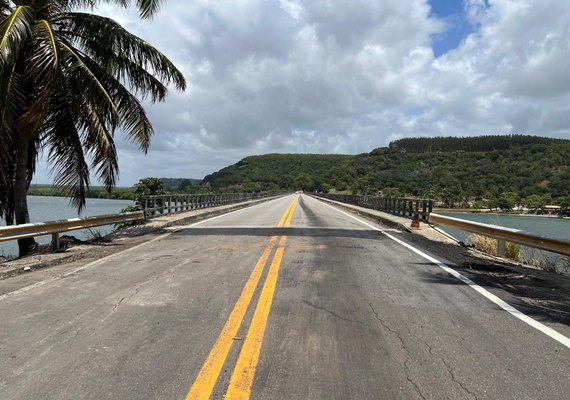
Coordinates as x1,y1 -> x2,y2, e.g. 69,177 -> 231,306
436,212 -> 569,270
1,196 -> 133,258
436,212 -> 569,242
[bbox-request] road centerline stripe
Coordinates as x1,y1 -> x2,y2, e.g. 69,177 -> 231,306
225,240 -> 287,399
225,196 -> 298,399
185,195 -> 299,400
185,236 -> 278,400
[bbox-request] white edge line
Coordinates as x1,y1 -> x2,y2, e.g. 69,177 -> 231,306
311,196 -> 570,350
0,196 -> 288,301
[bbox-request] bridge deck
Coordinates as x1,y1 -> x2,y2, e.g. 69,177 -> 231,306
0,194 -> 568,399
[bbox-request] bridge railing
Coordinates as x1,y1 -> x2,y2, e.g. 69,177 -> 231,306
313,193 -> 434,222
0,211 -> 144,252
429,213 -> 570,257
140,192 -> 282,218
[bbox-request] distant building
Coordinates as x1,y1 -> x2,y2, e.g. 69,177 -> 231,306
544,205 -> 561,210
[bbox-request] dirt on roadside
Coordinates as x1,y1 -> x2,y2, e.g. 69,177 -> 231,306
400,230 -> 570,326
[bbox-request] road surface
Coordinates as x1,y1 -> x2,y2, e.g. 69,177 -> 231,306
0,194 -> 568,399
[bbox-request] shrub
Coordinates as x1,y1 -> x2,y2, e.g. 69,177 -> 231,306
468,234 -> 521,262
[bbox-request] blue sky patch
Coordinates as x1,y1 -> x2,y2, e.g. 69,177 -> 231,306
428,0 -> 473,57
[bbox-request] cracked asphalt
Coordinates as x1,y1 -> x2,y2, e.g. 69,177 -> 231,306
0,194 -> 568,399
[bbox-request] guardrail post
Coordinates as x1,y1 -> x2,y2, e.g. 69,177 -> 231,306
497,240 -> 506,257
52,233 -> 61,252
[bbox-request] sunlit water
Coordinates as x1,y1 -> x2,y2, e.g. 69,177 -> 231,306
1,196 -> 133,258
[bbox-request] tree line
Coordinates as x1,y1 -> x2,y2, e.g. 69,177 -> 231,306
26,136 -> 570,213
201,136 -> 570,210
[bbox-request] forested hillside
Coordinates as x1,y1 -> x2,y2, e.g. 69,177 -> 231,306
28,136 -> 570,209
202,154 -> 353,193
389,134 -> 564,153
202,136 -> 570,209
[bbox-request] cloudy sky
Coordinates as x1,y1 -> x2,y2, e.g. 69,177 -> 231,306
34,0 -> 570,185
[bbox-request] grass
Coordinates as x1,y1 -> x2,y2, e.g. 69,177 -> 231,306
523,249 -> 570,274
469,233 -> 569,274
86,229 -> 107,242
468,234 -> 521,262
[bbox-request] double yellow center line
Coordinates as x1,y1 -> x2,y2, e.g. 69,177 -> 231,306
186,195 -> 299,400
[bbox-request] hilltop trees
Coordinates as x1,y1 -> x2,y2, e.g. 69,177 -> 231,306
201,137 -> 570,210
0,0 -> 186,255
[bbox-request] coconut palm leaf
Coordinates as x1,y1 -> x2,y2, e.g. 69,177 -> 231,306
0,5 -> 35,65
82,56 -> 154,151
60,1 -> 163,19
42,86 -> 91,210
19,19 -> 62,139
0,0 -> 186,255
58,12 -> 185,93
58,39 -> 120,128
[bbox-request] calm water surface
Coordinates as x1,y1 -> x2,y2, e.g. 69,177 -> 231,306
437,212 -> 569,270
437,212 -> 570,242
1,196 -> 133,257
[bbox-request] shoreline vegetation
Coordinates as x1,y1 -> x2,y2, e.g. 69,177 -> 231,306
434,208 -> 569,218
28,185 -> 136,200
468,234 -> 570,274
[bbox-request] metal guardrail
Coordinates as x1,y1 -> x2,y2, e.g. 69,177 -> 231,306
313,193 -> 434,222
0,211 -> 144,251
140,192 -> 282,218
429,213 -> 570,257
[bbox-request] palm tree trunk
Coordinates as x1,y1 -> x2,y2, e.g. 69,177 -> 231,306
14,128 -> 36,256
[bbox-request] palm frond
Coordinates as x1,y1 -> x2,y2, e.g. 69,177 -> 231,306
71,33 -> 169,102
0,1 -> 11,19
56,1 -> 162,19
80,101 -> 119,191
18,20 -> 62,139
84,58 -> 154,152
58,39 -> 120,129
135,0 -> 164,19
26,135 -> 40,187
56,12 -> 186,94
0,5 -> 35,65
42,86 -> 90,211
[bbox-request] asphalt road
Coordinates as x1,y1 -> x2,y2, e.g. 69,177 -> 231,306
0,194 -> 568,399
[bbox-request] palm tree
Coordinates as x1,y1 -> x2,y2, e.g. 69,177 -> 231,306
0,0 -> 186,256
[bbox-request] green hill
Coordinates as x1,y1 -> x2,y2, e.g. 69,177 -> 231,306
160,178 -> 201,191
202,153 -> 353,192
201,135 -> 570,208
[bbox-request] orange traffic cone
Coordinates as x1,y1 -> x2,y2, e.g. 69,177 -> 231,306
410,213 -> 421,230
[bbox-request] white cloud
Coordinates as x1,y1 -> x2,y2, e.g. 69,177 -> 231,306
32,0 -> 570,185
